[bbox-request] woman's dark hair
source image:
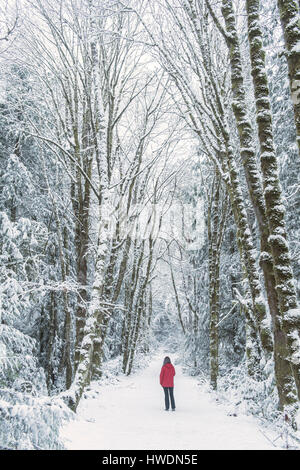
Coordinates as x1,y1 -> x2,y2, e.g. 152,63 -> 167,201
163,356 -> 171,365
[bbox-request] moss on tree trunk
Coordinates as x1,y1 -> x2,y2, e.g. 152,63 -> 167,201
246,0 -> 300,417
277,0 -> 300,157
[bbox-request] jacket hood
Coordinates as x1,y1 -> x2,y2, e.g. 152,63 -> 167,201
164,363 -> 173,368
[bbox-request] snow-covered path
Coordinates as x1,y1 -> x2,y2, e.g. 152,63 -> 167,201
60,352 -> 275,450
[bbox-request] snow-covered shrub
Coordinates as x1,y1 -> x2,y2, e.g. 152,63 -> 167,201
0,319 -> 74,449
0,323 -> 74,449
181,329 -> 209,376
0,211 -> 49,328
216,360 -> 280,423
0,206 -> 75,449
0,390 -> 73,449
0,154 -> 34,218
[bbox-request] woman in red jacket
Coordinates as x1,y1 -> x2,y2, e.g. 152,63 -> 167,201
160,356 -> 176,411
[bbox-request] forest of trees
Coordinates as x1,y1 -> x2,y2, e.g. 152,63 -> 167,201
0,0 -> 300,449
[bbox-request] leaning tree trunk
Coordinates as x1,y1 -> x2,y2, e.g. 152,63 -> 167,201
64,184 -> 111,411
45,291 -> 57,392
223,144 -> 267,379
42,149 -> 73,390
73,166 -> 92,372
168,246 -> 186,335
126,220 -> 156,375
122,281 -> 133,374
122,237 -> 144,374
127,237 -> 154,376
207,173 -> 228,390
64,75 -> 93,374
277,0 -> 300,157
208,185 -> 220,391
54,203 -> 72,389
246,0 -> 300,417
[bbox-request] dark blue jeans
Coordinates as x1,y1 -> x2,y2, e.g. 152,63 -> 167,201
163,387 -> 175,410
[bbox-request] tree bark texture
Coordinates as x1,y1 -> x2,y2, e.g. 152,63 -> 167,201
247,0 -> 300,411
277,0 -> 300,157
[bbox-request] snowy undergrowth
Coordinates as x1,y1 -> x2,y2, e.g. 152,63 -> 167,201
201,362 -> 300,449
0,389 -> 74,449
0,326 -> 75,449
215,364 -> 279,421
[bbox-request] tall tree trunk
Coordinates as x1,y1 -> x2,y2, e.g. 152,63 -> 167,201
122,282 -> 133,374
73,143 -> 92,372
55,207 -> 72,389
277,0 -> 300,157
208,174 -> 228,390
45,292 -> 57,392
206,0 -> 300,411
65,191 -> 110,411
122,239 -> 145,374
223,147 -> 266,378
64,2 -> 111,408
168,246 -> 186,335
187,0 -> 273,358
208,179 -> 220,390
127,294 -> 144,376
127,234 -> 155,375
247,0 -> 300,415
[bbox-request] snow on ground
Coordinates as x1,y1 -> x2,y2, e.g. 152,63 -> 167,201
60,350 -> 277,450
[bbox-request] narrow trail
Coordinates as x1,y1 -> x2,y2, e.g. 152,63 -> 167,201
60,352 -> 274,450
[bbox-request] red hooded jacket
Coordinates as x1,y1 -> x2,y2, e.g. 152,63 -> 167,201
160,363 -> 175,387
